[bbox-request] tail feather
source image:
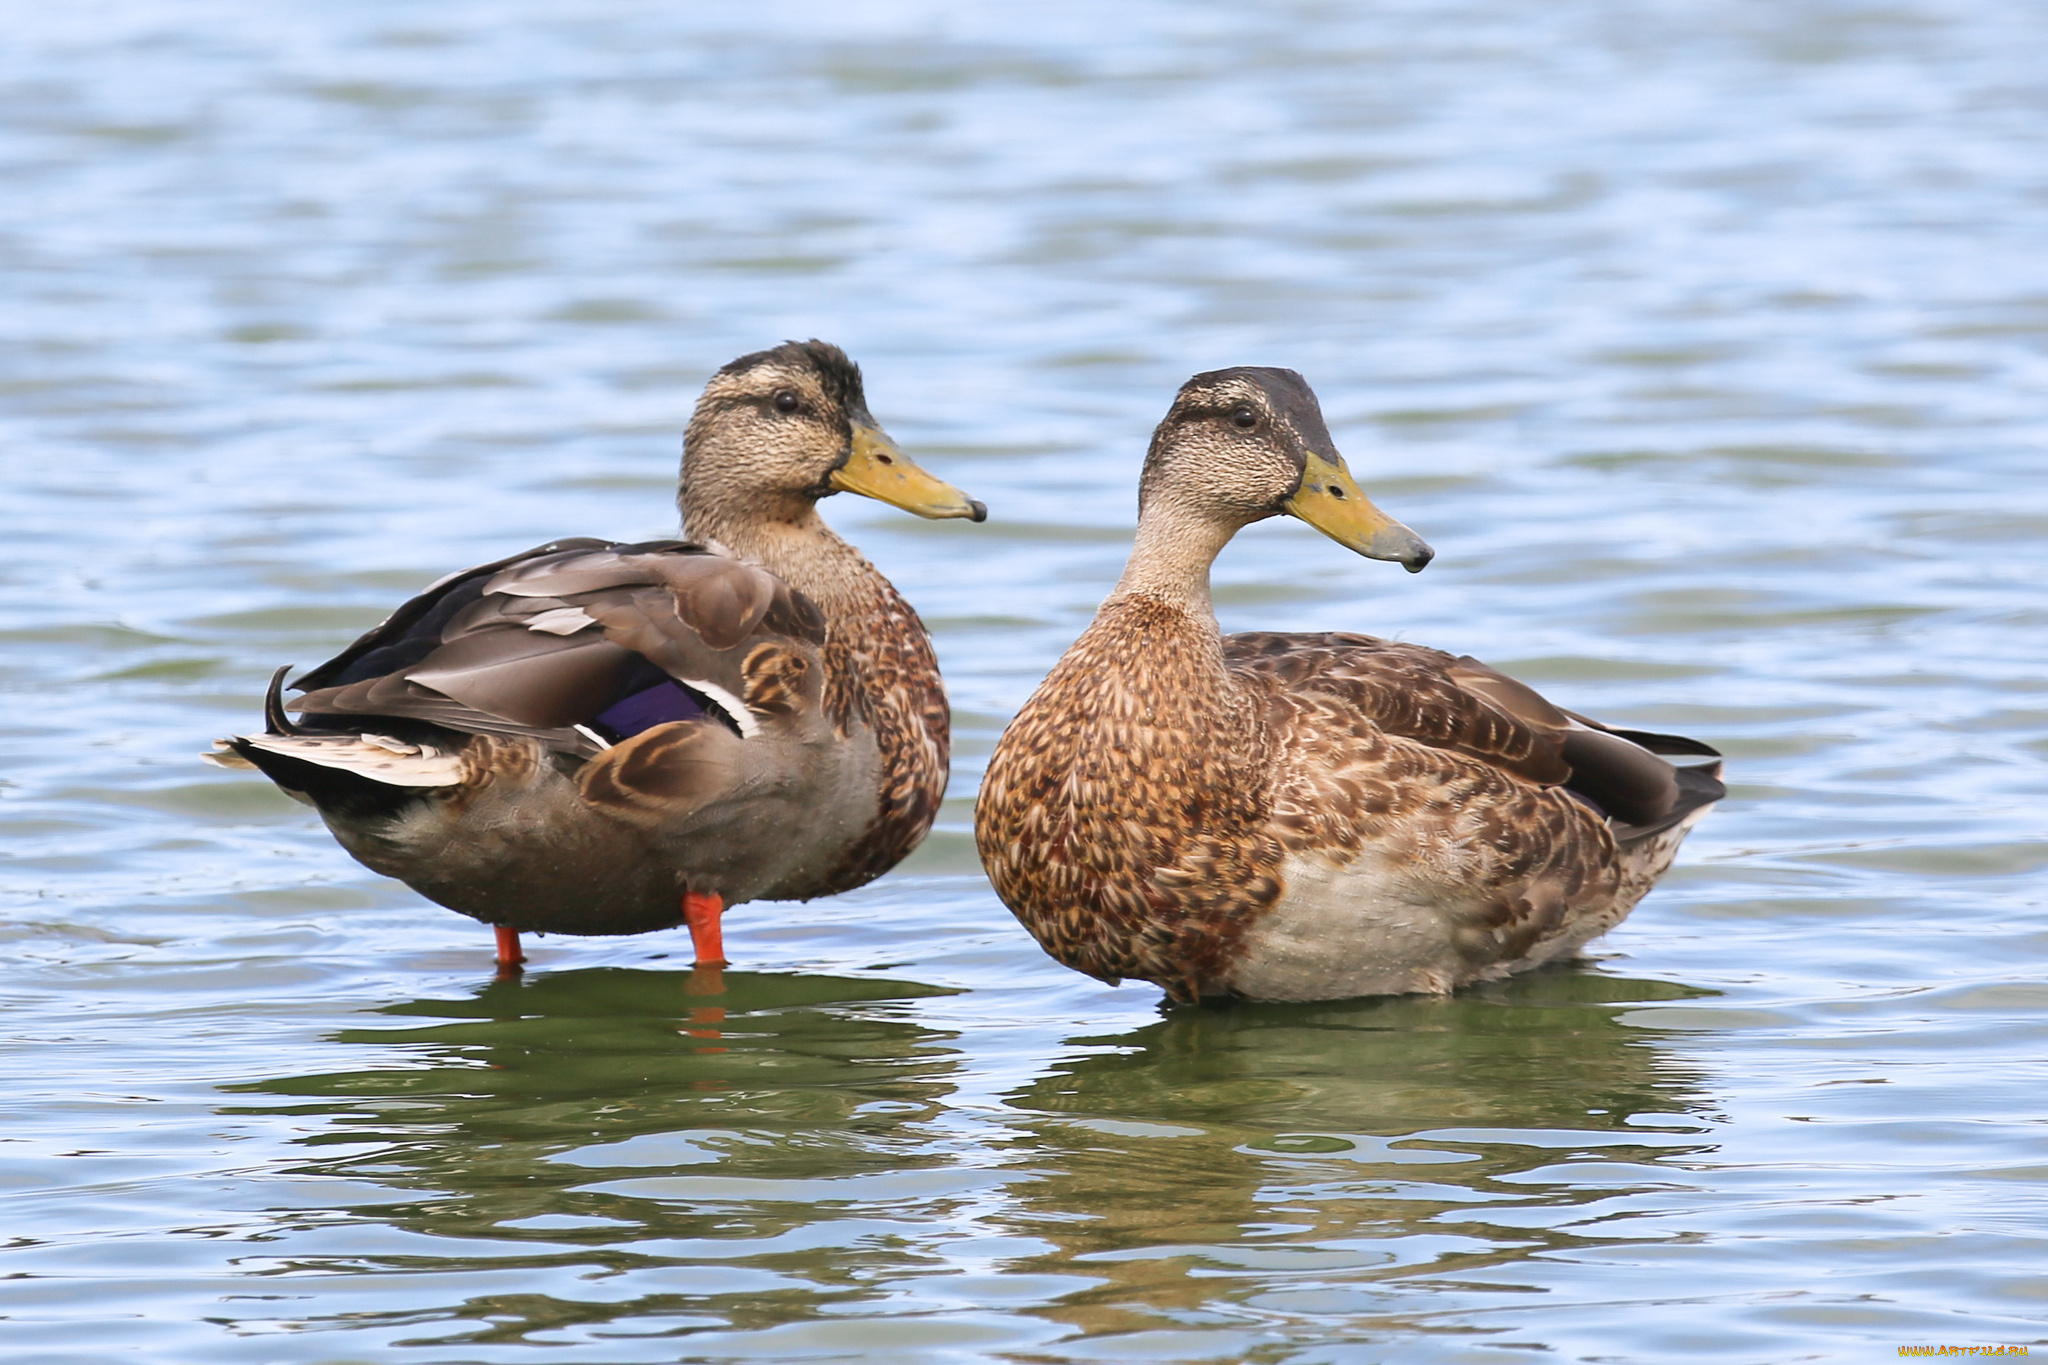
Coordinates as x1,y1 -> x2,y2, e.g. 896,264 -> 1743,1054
1610,762 -> 1724,846
263,664 -> 305,735
217,730 -> 462,821
232,731 -> 465,787
206,663 -> 470,819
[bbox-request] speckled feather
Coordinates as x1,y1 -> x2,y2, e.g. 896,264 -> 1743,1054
1241,634 -> 1628,971
977,597 -> 1283,993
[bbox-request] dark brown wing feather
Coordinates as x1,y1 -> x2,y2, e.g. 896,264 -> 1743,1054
292,538 -> 616,693
290,540 -> 828,757
1224,632 -> 1722,837
1224,634 -> 1571,785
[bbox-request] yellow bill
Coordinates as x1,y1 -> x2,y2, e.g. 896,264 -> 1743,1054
1284,451 -> 1433,572
830,423 -> 987,522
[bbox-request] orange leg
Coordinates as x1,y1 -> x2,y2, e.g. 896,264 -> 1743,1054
683,891 -> 727,966
494,925 -> 525,974
683,891 -> 727,997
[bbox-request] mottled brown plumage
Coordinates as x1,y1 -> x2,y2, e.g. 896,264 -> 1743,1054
976,367 -> 1722,1003
214,340 -> 984,953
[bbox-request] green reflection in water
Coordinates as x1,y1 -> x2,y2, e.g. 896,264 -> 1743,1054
216,968 -> 1720,1356
993,971 -> 1721,1348
220,968 -> 969,1350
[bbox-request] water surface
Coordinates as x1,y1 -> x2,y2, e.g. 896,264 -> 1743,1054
4,1 -> 2047,1361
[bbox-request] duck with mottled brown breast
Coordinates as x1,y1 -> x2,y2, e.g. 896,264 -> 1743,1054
975,366 -> 1723,1004
211,341 -> 985,975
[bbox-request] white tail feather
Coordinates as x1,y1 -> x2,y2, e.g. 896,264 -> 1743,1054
227,733 -> 465,787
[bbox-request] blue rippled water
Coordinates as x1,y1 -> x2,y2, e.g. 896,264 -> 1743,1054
3,2 -> 2047,1361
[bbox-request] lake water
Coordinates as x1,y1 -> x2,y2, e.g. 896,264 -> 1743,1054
4,2 -> 2047,1360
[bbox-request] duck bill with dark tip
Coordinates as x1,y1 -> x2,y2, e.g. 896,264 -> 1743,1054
1284,450 -> 1433,572
829,421 -> 988,522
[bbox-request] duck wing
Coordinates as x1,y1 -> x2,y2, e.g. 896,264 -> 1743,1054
288,539 -> 827,758
1224,632 -> 1723,844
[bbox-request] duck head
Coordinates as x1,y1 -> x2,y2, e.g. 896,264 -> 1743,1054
1141,366 -> 1432,572
682,339 -> 986,530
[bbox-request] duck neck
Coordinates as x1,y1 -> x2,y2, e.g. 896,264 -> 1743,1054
1030,521 -> 1268,850
686,496 -> 885,631
1067,504 -> 1256,741
1109,500 -> 1240,621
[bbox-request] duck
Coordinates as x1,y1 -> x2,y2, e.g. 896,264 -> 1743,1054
975,366 -> 1723,1005
212,340 -> 985,975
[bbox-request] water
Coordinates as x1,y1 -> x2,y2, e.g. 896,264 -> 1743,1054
4,1 -> 2047,1360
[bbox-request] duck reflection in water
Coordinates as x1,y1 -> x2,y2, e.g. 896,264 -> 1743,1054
992,970 -> 1718,1343
221,967 -> 964,1234
214,965 -> 1715,1354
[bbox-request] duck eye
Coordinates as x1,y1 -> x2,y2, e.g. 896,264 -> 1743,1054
1231,406 -> 1257,430
773,391 -> 799,414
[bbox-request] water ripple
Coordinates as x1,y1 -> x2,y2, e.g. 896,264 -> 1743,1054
3,1 -> 2047,1361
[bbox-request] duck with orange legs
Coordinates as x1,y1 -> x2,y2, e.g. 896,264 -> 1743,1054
213,342 -> 984,974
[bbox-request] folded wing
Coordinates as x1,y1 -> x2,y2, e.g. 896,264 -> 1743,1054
1225,632 -> 1723,843
290,539 -> 828,757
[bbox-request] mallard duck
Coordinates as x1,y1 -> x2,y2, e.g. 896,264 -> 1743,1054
975,367 -> 1723,1004
213,340 -> 984,973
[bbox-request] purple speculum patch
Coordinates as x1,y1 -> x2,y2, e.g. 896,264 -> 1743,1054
594,680 -> 706,739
